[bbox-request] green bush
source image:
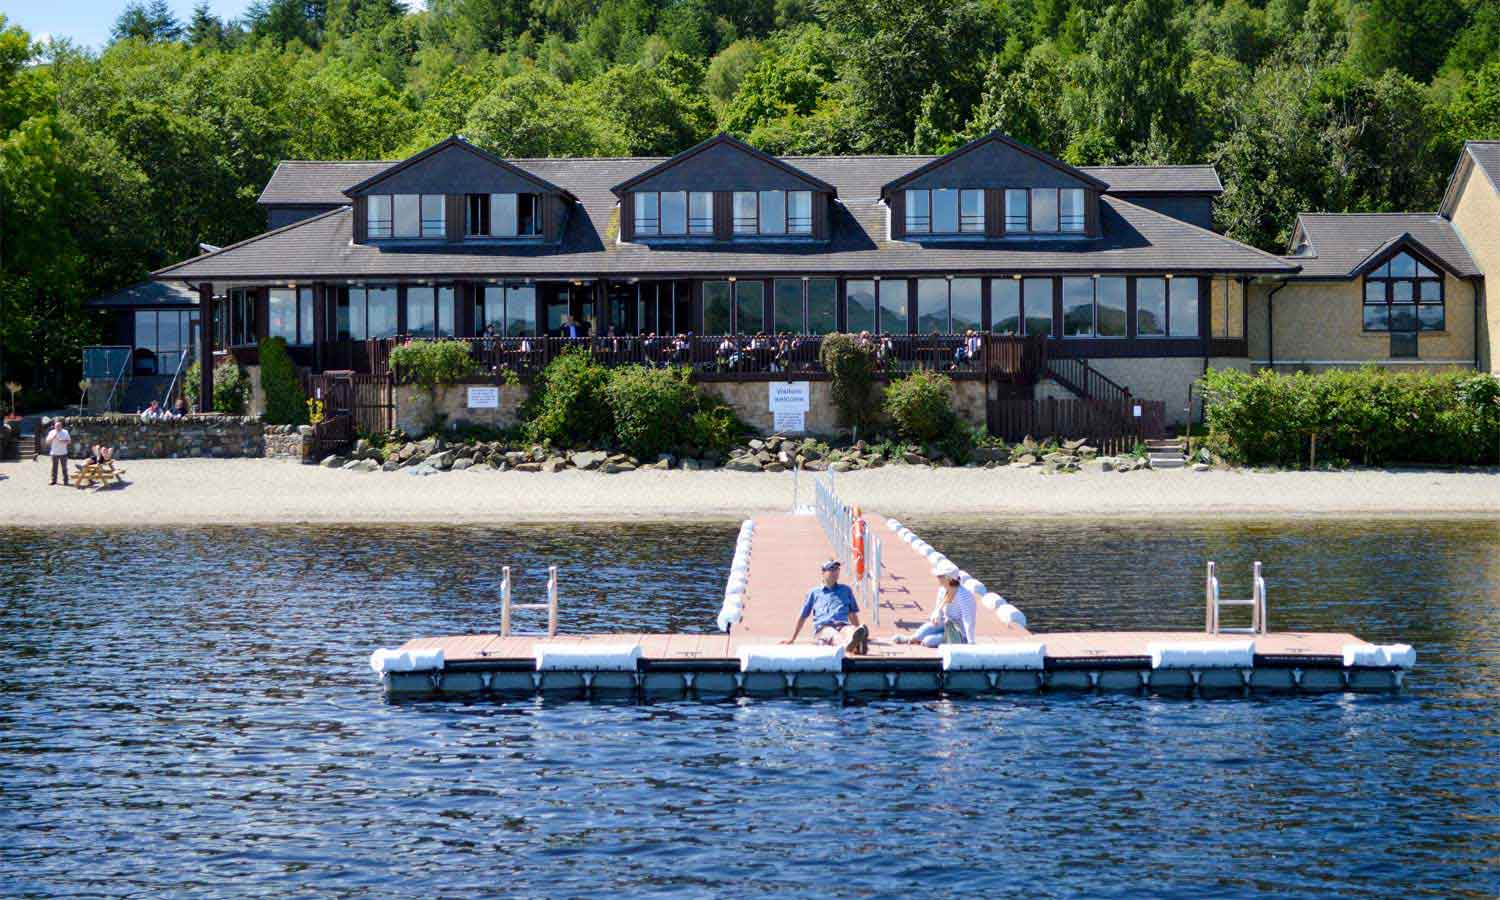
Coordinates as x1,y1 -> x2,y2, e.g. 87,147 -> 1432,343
687,397 -> 751,457
605,365 -> 698,458
819,333 -> 880,437
388,339 -> 476,388
884,369 -> 958,444
1198,367 -> 1500,467
183,361 -> 249,414
524,348 -> 614,447
258,337 -> 307,424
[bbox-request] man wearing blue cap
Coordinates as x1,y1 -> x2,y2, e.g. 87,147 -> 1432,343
782,559 -> 868,654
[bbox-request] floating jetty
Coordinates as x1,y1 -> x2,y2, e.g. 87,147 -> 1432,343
370,478 -> 1414,701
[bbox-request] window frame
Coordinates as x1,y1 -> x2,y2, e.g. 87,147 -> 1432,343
906,188 -> 985,235
689,192 -> 714,235
1362,250 -> 1444,334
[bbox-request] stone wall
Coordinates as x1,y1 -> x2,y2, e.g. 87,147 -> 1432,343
264,424 -> 314,461
42,414 -> 266,459
699,377 -> 988,438
394,382 -> 531,434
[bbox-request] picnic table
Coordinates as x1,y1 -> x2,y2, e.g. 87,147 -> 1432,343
73,459 -> 126,489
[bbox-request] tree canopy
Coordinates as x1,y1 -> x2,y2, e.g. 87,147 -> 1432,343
0,0 -> 1497,404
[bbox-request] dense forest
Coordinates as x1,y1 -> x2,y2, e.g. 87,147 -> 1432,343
1,0 -> 1497,404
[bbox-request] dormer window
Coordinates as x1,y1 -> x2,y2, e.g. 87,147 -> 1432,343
733,190 -> 812,236
904,189 -> 984,234
1003,188 -> 1086,234
633,191 -> 713,237
1363,251 -> 1444,333
367,194 -> 444,239
466,193 -> 542,238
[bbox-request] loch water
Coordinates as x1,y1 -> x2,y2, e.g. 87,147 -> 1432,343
1,519 -> 1497,898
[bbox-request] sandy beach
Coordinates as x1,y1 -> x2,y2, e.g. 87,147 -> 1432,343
2,457 -> 1498,526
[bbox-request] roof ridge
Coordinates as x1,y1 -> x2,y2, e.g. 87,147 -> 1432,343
152,205 -> 349,279
1300,211 -> 1441,217
1106,195 -> 1298,270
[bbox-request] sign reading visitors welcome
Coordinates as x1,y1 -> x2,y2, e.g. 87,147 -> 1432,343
769,382 -> 810,433
467,387 -> 500,409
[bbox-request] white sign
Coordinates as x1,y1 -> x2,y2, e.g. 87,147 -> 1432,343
773,410 -> 806,434
467,386 -> 500,409
1132,404 -> 1142,418
769,382 -> 811,413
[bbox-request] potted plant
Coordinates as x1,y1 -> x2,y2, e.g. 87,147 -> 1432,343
3,381 -> 20,422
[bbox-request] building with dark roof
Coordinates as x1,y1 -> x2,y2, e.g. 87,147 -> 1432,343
129,130 -> 1496,425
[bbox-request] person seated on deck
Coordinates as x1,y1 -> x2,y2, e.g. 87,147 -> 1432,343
782,559 -> 869,654
87,444 -> 114,465
895,563 -> 975,647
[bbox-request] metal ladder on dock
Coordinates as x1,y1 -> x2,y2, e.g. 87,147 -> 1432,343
500,565 -> 560,637
1205,561 -> 1267,635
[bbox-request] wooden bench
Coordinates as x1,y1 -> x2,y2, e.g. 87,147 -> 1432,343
73,460 -> 126,489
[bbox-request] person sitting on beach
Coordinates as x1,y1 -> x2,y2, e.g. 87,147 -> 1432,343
782,559 -> 869,655
895,563 -> 975,647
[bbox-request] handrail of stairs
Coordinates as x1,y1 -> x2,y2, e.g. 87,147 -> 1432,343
1045,354 -> 1133,408
161,348 -> 192,413
103,350 -> 133,413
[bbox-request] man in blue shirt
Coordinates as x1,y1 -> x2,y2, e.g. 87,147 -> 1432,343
783,560 -> 868,654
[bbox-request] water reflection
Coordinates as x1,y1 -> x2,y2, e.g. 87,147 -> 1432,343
1,519 -> 1498,897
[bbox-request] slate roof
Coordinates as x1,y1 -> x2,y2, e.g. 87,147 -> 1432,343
165,153 -> 1292,281
86,280 -> 201,308
1438,140 -> 1500,217
1081,165 -> 1222,194
1288,214 -> 1480,279
1464,141 -> 1500,192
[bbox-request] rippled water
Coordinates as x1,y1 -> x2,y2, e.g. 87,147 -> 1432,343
2,520 -> 1498,898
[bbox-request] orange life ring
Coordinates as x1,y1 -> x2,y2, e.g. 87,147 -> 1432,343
850,512 -> 867,580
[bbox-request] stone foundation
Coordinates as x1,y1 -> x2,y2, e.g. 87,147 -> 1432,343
41,414 -> 266,459
394,382 -> 531,434
264,424 -> 315,461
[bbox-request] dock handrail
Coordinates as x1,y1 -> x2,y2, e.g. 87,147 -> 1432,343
813,473 -> 882,625
501,564 -> 560,637
1205,560 -> 1267,635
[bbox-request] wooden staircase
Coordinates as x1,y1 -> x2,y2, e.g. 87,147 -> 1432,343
1145,437 -> 1186,469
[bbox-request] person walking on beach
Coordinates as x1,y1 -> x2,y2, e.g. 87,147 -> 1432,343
783,559 -> 869,654
46,418 -> 72,486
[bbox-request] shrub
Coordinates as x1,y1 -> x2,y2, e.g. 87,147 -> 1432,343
687,397 -> 750,457
819,333 -> 880,437
183,361 -> 249,414
388,340 -> 475,388
258,337 -> 307,425
605,365 -> 698,458
1198,367 -> 1500,467
524,348 -> 614,447
884,369 -> 958,444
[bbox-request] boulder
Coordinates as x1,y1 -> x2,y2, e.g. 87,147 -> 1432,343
541,458 -> 566,473
513,461 -> 543,472
971,446 -> 1009,464
763,462 -> 787,472
405,464 -> 438,477
748,438 -> 766,450
724,457 -> 763,472
354,439 -> 372,456
529,446 -> 548,462
829,460 -> 854,472
1076,445 -> 1099,458
1012,453 -> 1038,467
319,454 -> 345,468
451,457 -> 474,471
803,459 -> 828,472
863,456 -> 886,469
571,450 -> 607,471
903,451 -> 929,465
396,442 -> 418,462
1062,438 -> 1087,452
1021,435 -> 1039,452
1193,462 -> 1211,472
429,450 -> 455,470
681,457 -> 702,471
1100,457 -> 1116,472
352,458 -> 380,472
655,453 -> 676,469
753,450 -> 773,464
381,458 -> 402,472
601,460 -> 637,473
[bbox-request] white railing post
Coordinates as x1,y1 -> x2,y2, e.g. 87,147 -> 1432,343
1205,560 -> 1218,634
501,565 -> 513,636
1253,561 -> 1266,635
547,565 -> 559,637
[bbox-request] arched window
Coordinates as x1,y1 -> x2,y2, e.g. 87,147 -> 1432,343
1363,250 -> 1444,334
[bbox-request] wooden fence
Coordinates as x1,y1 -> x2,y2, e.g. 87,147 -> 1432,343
308,414 -> 355,458
305,372 -> 393,437
992,397 -> 1167,456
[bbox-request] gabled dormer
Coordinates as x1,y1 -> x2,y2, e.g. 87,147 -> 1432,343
611,133 -> 837,243
344,136 -> 575,245
881,131 -> 1108,241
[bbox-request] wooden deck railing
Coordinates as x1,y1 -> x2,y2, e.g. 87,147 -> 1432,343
360,333 -> 1049,385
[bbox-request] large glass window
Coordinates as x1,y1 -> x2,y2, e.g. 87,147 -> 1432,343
1063,277 -> 1094,336
394,194 -> 421,238
1137,277 -> 1167,336
846,280 -> 877,333
1023,278 -> 1053,337
404,286 -> 455,338
1096,277 -> 1127,337
733,192 -> 758,234
464,193 -> 544,238
1060,189 -> 1085,233
517,194 -> 540,236
480,284 -> 537,336
367,196 -> 393,238
808,279 -> 837,333
1030,188 -> 1059,233
299,288 -> 315,345
1169,278 -> 1200,337
134,309 -> 196,375
734,280 -> 765,333
932,189 -> 959,234
421,195 -> 445,237
491,193 -> 518,237
916,279 -> 948,334
774,279 -> 804,333
1005,190 -> 1027,232
661,191 -> 687,235
1363,251 -> 1443,332
229,288 -> 256,347
951,278 -> 982,332
689,192 -> 713,235
907,188 -> 984,235
905,190 -> 931,234
960,190 -> 984,233
703,281 -> 732,333
342,286 -> 398,340
759,190 -> 786,235
878,279 -> 908,334
788,191 -> 812,235
991,279 -> 1021,335
268,288 -> 305,344
633,192 -> 660,237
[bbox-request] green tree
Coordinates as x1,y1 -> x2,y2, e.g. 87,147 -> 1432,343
1350,0 -> 1465,82
112,1 -> 184,44
465,69 -> 625,156
585,58 -> 714,155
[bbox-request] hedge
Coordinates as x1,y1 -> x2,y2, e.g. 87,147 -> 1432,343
884,370 -> 958,443
605,365 -> 698,458
259,337 -> 307,425
183,361 -> 249,414
1198,367 -> 1500,467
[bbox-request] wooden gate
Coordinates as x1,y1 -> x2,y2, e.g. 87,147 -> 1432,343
307,371 -> 393,436
992,397 -> 1167,456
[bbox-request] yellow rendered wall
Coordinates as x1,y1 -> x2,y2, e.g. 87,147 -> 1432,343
1447,161 -> 1500,373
